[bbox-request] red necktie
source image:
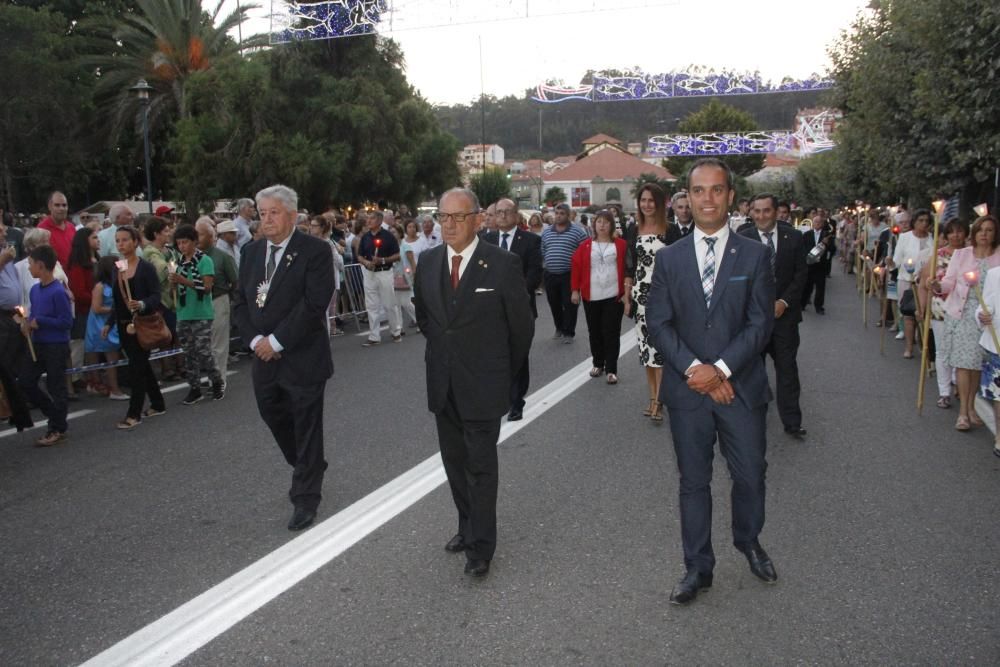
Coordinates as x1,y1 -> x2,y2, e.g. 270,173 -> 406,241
451,255 -> 462,290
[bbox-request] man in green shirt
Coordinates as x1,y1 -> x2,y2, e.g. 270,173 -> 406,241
197,218 -> 238,382
170,223 -> 224,404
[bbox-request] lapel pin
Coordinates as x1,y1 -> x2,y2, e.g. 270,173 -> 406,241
730,249 -> 736,254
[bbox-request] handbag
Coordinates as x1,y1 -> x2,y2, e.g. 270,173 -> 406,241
899,288 -> 916,317
133,311 -> 173,351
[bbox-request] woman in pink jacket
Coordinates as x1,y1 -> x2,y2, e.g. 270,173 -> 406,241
571,210 -> 629,385
933,215 -> 1000,430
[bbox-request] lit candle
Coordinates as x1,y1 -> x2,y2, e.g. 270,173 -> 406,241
167,260 -> 177,274
905,258 -> 915,274
967,271 -> 1000,352
13,305 -> 36,361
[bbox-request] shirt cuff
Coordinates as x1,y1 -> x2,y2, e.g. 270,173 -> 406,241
268,334 -> 284,353
714,360 -> 732,379
685,359 -> 701,376
250,335 -> 263,350
778,299 -> 789,308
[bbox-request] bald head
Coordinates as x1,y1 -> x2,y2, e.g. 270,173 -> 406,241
195,216 -> 216,251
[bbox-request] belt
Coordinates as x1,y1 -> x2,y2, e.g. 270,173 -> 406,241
370,264 -> 394,272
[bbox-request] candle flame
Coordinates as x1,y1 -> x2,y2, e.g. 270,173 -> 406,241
974,203 -> 989,217
115,259 -> 128,272
965,271 -> 978,284
14,305 -> 25,316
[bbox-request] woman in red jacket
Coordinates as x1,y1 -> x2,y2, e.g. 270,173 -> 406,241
66,227 -> 99,393
571,210 -> 630,384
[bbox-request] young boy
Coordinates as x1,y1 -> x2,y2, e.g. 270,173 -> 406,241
169,224 -> 224,404
18,245 -> 73,446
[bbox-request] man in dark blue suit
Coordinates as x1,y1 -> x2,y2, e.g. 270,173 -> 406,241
645,158 -> 777,605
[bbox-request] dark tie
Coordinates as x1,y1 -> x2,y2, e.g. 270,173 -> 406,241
681,225 -> 691,237
764,231 -> 776,274
266,244 -> 279,281
702,237 -> 716,306
451,255 -> 462,291
501,232 -> 510,251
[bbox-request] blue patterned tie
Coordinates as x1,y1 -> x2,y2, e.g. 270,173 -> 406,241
764,231 -> 776,275
702,237 -> 716,306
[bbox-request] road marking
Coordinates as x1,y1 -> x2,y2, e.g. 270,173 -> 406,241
0,409 -> 96,439
81,332 -> 638,667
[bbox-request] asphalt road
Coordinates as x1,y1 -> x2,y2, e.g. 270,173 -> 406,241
1,272 -> 998,666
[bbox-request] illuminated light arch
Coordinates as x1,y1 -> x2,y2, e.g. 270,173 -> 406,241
533,68 -> 834,103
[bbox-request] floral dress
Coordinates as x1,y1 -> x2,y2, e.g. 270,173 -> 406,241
632,234 -> 666,368
941,257 -> 989,371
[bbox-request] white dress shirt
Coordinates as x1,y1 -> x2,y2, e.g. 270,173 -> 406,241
689,224 -> 733,379
757,227 -> 778,254
251,231 -> 296,353
446,235 -> 479,281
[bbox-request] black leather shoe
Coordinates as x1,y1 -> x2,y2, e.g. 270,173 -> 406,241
740,542 -> 778,583
784,426 -> 807,439
669,569 -> 712,605
815,307 -> 826,315
287,507 -> 316,531
507,408 -> 523,421
464,558 -> 490,577
444,534 -> 466,553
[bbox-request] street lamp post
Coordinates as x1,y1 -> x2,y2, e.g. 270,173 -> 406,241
130,78 -> 154,214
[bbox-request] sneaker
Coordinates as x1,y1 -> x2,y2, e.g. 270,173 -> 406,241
34,430 -> 66,447
362,339 -> 380,347
108,392 -> 130,401
182,388 -> 204,405
895,331 -> 905,340
212,382 -> 225,401
392,334 -> 403,343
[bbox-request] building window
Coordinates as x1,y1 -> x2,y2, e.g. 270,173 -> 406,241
571,187 -> 590,208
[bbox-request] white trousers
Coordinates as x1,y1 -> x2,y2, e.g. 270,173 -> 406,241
363,269 -> 402,342
930,318 -> 953,398
212,295 -> 230,379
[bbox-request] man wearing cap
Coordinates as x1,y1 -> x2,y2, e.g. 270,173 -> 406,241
216,219 -> 241,269
37,192 -> 77,269
97,204 -> 136,258
154,204 -> 175,219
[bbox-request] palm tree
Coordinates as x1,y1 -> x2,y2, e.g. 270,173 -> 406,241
83,0 -> 263,128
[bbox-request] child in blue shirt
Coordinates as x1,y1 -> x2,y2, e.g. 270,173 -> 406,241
18,245 -> 72,446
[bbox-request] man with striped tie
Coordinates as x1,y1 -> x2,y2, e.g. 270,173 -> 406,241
645,158 -> 776,606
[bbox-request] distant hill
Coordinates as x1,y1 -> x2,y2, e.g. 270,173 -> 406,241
433,89 -> 828,158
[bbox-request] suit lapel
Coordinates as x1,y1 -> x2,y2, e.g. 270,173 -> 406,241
678,236 -> 704,307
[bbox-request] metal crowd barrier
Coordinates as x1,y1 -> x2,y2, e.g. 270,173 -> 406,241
341,263 -> 367,333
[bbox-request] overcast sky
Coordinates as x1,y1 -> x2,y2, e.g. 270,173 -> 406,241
220,0 -> 869,106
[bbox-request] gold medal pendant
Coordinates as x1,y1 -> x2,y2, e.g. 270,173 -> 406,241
256,280 -> 270,308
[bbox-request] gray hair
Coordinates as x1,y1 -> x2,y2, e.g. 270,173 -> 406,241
108,203 -> 131,225
439,187 -> 480,213
195,216 -> 216,241
235,197 -> 255,213
23,227 -> 51,253
254,185 -> 297,213
671,190 -> 689,206
419,213 -> 434,226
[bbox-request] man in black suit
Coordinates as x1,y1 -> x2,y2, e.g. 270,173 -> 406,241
481,198 -> 543,421
413,188 -> 534,578
672,191 -> 694,237
232,185 -> 335,532
645,158 -> 777,605
801,208 -> 835,314
739,193 -> 809,438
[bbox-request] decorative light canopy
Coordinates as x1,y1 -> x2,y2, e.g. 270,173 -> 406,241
533,68 -> 834,104
270,0 -> 387,43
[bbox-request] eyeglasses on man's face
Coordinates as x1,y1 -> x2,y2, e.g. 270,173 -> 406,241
438,211 -> 479,224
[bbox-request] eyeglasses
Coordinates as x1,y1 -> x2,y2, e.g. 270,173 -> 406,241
438,211 -> 479,223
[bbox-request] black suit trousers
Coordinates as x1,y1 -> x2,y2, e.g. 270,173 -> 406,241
802,263 -> 827,310
435,390 -> 501,561
543,271 -> 578,337
764,320 -> 802,429
582,297 -> 624,374
253,364 -> 328,511
510,358 -> 529,412
667,401 -> 768,574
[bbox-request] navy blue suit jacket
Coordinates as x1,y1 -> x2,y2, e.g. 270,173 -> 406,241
645,231 -> 775,411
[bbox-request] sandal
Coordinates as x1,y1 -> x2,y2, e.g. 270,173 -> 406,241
606,373 -> 618,385
143,407 -> 166,418
902,351 -> 914,359
589,367 -> 604,378
955,416 -> 971,431
116,417 -> 141,431
650,401 -> 664,424
936,396 -> 951,409
643,398 -> 656,417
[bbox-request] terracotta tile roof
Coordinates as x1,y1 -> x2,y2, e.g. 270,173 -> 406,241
544,149 -> 674,182
582,133 -> 624,146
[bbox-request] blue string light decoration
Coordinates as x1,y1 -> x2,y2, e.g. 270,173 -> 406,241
270,0 -> 387,44
646,110 -> 840,157
533,69 -> 834,103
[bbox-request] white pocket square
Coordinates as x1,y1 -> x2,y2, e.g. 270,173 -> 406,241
475,288 -> 495,293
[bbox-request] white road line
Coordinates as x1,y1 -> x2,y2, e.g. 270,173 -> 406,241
0,409 -> 96,439
81,332 -> 638,667
160,371 -> 238,395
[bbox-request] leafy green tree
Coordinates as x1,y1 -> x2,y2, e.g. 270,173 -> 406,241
663,100 -> 764,181
829,0 -> 1000,205
544,186 -> 566,206
470,167 -> 512,208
